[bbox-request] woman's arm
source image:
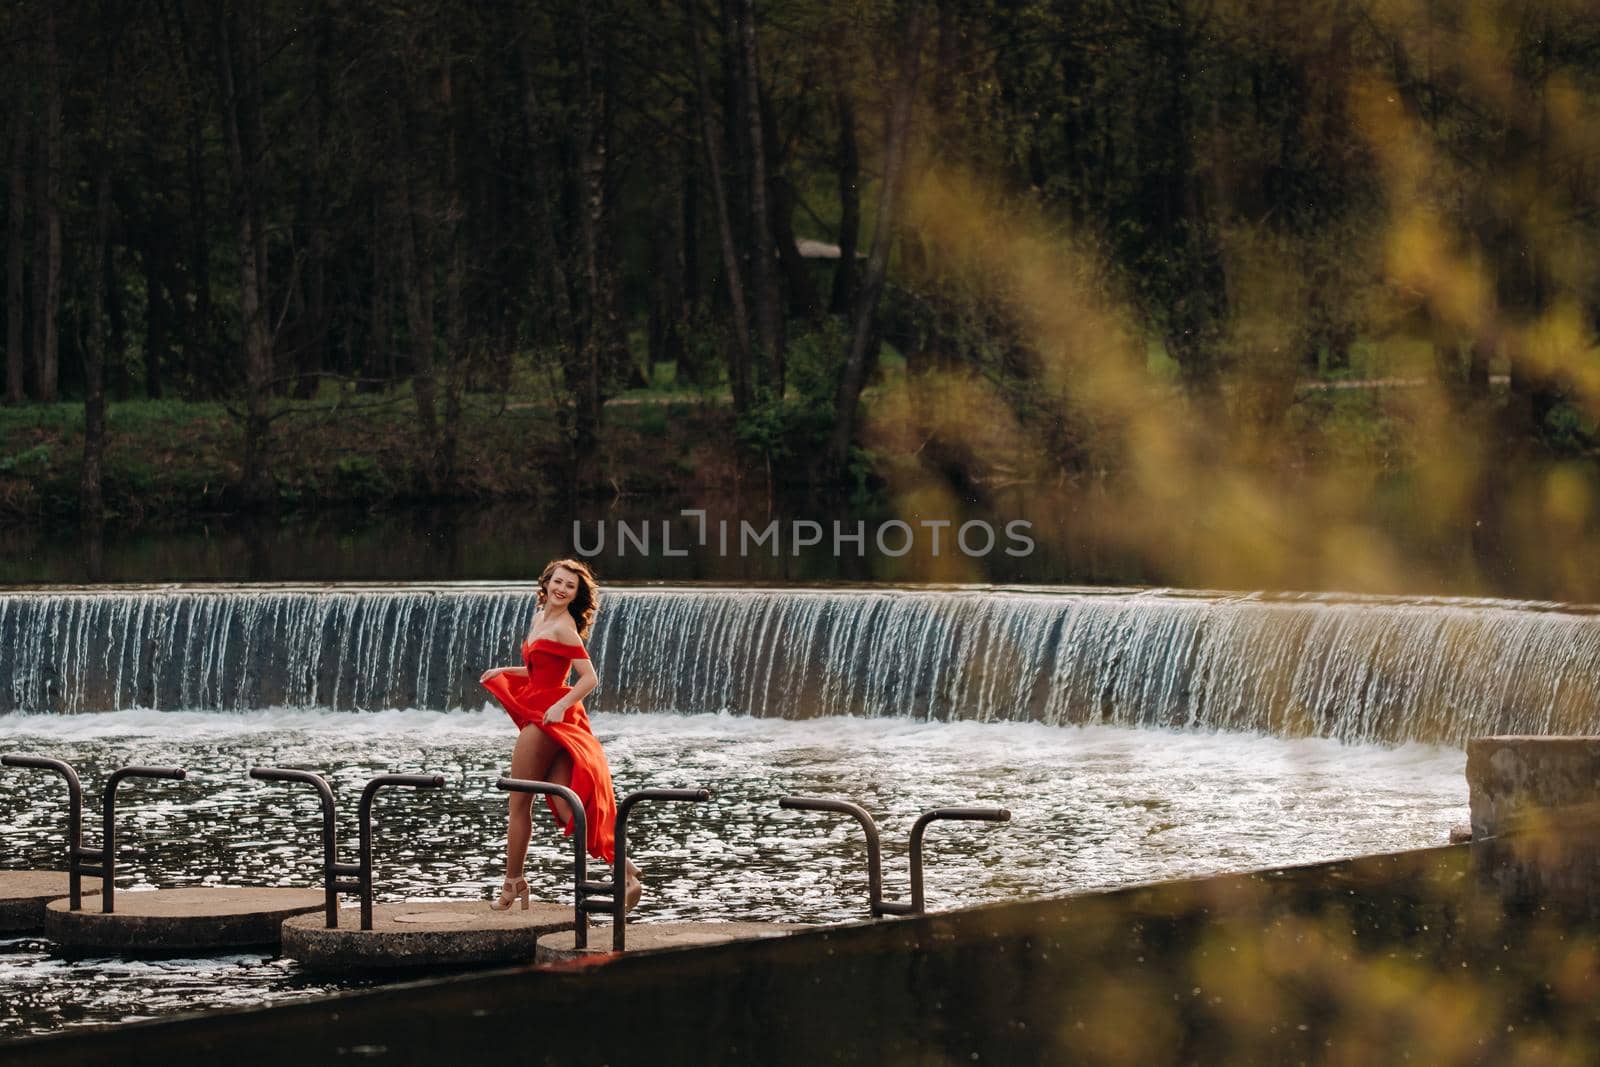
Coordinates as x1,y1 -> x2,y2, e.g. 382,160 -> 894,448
542,654 -> 597,724
479,665 -> 528,683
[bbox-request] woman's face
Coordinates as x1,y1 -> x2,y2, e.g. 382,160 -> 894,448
545,566 -> 581,609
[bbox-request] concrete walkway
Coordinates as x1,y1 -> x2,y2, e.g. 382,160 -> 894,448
282,900 -> 573,971
537,920 -> 802,963
45,887 -> 322,952
0,871 -> 99,933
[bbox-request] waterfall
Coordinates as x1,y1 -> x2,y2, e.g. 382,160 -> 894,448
2,583 -> 1597,746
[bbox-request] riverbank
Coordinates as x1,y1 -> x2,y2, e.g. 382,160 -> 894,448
0,393 -> 741,522
7,382 -> 1598,603
0,375 -> 1486,525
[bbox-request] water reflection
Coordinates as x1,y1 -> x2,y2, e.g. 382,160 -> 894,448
0,478 -> 1566,595
0,496 -> 1132,587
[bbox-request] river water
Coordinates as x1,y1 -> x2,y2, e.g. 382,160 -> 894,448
0,706 -> 1467,1037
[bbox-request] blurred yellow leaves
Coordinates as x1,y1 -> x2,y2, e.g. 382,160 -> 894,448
859,1 -> 1600,600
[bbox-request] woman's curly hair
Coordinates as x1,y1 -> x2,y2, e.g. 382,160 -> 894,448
537,558 -> 599,638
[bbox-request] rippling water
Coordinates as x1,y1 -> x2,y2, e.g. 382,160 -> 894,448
0,708 -> 1468,1037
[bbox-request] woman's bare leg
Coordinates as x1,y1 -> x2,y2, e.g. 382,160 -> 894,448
506,726 -> 566,878
624,859 -> 643,913
545,752 -> 575,827
538,752 -> 633,906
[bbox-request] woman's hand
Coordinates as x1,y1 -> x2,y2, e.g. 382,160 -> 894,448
479,667 -> 504,684
542,705 -> 567,725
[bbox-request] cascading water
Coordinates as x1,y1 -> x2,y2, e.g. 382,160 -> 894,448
2,583 -> 1597,746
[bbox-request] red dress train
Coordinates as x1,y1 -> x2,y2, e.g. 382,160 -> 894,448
482,638 -> 617,863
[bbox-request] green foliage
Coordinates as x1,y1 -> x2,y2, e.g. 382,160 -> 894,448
1283,390 -> 1400,469
8,0 -> 1600,516
734,323 -> 848,470
0,445 -> 53,476
333,456 -> 393,500
1541,402 -> 1599,455
633,406 -> 671,438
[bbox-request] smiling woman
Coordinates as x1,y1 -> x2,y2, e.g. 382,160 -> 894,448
477,558 -> 640,914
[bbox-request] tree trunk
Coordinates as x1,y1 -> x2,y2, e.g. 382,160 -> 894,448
829,92 -> 860,316
681,108 -> 701,313
1508,17 -> 1561,442
762,88 -> 821,322
395,173 -> 439,448
297,10 -> 331,399
516,37 -> 579,358
107,231 -> 129,400
572,1 -> 613,478
828,0 -> 928,468
216,0 -> 274,507
687,0 -> 753,411
143,240 -> 168,399
174,0 -> 214,397
1160,3 -> 1224,399
737,0 -> 782,392
5,83 -> 25,404
31,4 -> 61,404
677,110 -> 711,386
647,192 -> 683,371
82,166 -> 112,523
368,195 -> 391,387
1467,337 -> 1490,400
388,88 -> 440,470
439,57 -> 466,492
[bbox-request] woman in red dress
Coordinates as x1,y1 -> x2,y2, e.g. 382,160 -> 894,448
479,558 -> 640,911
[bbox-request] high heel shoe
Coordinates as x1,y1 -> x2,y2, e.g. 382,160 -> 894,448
623,861 -> 643,915
490,874 -> 529,911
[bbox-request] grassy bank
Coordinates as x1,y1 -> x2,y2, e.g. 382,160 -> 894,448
0,372 -> 1574,527
0,392 -> 741,522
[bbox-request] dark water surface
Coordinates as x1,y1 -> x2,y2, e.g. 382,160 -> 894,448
0,495 -> 1144,587
0,478 -> 1561,597
0,710 -> 1466,1037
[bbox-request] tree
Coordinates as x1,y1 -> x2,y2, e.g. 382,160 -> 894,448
829,0 -> 929,468
30,2 -> 61,404
4,11 -> 27,406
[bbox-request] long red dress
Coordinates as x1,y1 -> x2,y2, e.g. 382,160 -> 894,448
482,638 -> 617,863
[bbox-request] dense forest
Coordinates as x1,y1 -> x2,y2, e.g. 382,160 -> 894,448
3,1 -> 1600,544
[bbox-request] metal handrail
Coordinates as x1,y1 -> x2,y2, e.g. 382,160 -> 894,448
2,755 -> 186,914
2,754 -> 85,908
248,768 -> 341,927
609,788 -> 712,951
495,780 -> 712,951
101,767 -> 188,913
249,768 -> 444,930
780,795 -> 1011,917
497,778 -> 589,946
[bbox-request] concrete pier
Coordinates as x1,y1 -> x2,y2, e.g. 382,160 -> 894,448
282,901 -> 573,970
0,872 -> 99,933
44,887 -> 323,952
1465,735 -> 1600,839
536,921 -> 802,963
1466,735 -> 1600,915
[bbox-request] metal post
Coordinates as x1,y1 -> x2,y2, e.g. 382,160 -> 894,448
2,754 -> 86,909
497,778 -> 588,947
248,768 -> 343,928
780,795 -> 1009,918
778,796 -> 886,914
906,806 -> 1010,914
610,788 -> 712,951
100,767 -> 187,914
356,774 -> 445,931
